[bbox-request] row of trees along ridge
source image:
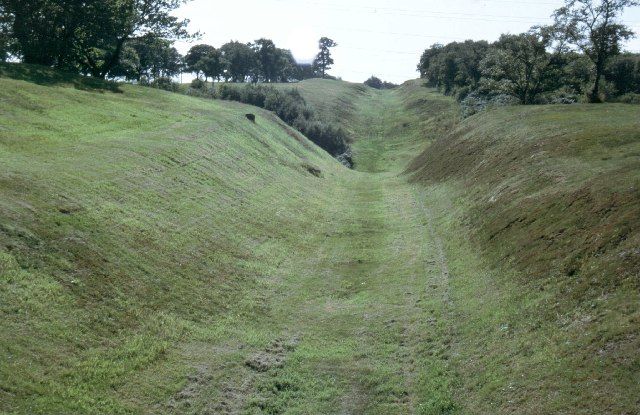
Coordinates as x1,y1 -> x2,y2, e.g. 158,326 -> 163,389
418,0 -> 640,106
0,1 -> 339,83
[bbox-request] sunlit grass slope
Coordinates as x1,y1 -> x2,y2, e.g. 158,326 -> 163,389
307,77 -> 640,413
0,63 -> 345,413
408,99 -> 640,413
274,79 -> 367,138
281,79 -> 457,172
2,63 -> 638,415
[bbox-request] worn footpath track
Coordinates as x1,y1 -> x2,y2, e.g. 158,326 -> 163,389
161,89 -> 459,414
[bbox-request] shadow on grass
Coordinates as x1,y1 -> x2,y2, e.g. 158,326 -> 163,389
0,63 -> 122,93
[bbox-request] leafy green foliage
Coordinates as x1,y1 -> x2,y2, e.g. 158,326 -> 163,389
479,30 -> 559,104
220,41 -> 256,82
364,76 -> 397,89
418,40 -> 489,96
252,38 -> 298,82
418,0 -> 639,106
184,44 -> 216,78
553,0 -> 639,102
218,83 -> 350,160
605,53 -> 640,94
111,34 -> 183,81
0,0 -> 192,77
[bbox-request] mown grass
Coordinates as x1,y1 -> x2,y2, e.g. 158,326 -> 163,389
273,79 -> 367,141
2,63 -> 638,414
298,77 -> 640,413
0,63 -> 345,413
408,102 -> 640,413
0,64 -> 459,414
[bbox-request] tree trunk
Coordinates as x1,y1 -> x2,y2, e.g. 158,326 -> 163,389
590,65 -> 603,103
98,37 -> 127,79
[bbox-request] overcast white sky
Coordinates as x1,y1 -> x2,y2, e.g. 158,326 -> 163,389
173,0 -> 640,83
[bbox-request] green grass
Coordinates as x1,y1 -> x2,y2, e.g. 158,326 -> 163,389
408,102 -> 640,414
1,64 -> 638,414
0,63 -> 345,413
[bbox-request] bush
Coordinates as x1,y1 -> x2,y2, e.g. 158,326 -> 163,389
365,76 -> 383,89
216,83 -> 351,162
150,77 -> 179,92
190,78 -> 206,90
218,83 -> 242,101
364,76 -> 398,90
460,92 -> 519,118
537,88 -> 579,105
455,85 -> 473,102
240,85 -> 268,107
617,93 -> 640,104
294,118 -> 349,156
185,85 -> 216,99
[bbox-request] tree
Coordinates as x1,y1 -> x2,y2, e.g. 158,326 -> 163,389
605,53 -> 640,93
0,0 -> 193,77
293,63 -> 316,80
274,49 -> 299,82
553,0 -> 639,102
313,37 -> 337,78
479,29 -> 558,104
252,38 -> 280,82
417,40 -> 489,96
109,44 -> 141,80
110,34 -> 182,81
364,76 -> 383,89
185,44 -> 216,79
198,48 -> 223,82
0,0 -> 78,67
0,2 -> 13,62
220,41 -> 255,82
78,0 -> 192,78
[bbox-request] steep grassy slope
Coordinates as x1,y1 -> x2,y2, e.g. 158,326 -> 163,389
275,79 -> 366,126
2,64 -> 638,415
0,64 -> 346,413
306,78 -> 640,413
274,79 -> 367,142
0,66 -> 459,415
408,102 -> 640,413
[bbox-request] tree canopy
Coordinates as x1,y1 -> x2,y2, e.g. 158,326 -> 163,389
479,30 -> 558,104
313,37 -> 337,79
0,0 -> 193,77
417,0 -> 639,106
553,0 -> 639,102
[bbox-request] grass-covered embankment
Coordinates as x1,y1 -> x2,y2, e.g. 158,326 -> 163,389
1,63 -> 638,414
407,98 -> 640,413
0,63 -> 345,413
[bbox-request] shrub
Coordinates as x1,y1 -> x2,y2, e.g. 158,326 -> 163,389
240,85 -> 268,107
216,83 -> 351,162
460,91 -> 519,118
218,83 -> 242,101
365,76 -> 384,89
185,85 -> 216,99
617,93 -> 640,104
537,88 -> 579,105
150,77 -> 179,92
190,78 -> 206,90
364,76 -> 398,90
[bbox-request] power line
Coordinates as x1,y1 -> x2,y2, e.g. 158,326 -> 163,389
266,0 -> 639,25
267,0 -> 553,24
308,24 -> 468,41
338,45 -> 421,55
